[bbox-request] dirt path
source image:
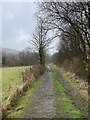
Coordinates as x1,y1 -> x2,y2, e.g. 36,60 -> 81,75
26,66 -> 57,118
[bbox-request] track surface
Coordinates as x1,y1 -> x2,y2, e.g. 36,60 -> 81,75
26,66 -> 57,118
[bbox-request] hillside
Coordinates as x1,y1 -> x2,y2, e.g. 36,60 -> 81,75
1,48 -> 19,55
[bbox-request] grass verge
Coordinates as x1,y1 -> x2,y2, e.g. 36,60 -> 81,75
50,64 -> 83,118
6,76 -> 42,118
58,67 -> 88,102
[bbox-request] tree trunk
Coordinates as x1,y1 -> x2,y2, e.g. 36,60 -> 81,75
39,47 -> 45,66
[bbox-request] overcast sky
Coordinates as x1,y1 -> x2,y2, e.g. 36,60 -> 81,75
2,2 -> 37,51
1,2 -> 59,54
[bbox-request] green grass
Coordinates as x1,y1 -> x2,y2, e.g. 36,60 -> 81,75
50,64 -> 83,118
7,76 -> 42,118
1,66 -> 30,104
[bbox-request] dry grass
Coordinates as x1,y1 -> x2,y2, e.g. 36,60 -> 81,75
58,67 -> 88,102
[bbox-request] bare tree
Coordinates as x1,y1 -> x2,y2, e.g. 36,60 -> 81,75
38,2 -> 90,80
29,13 -> 58,66
29,18 -> 45,65
39,2 -> 90,62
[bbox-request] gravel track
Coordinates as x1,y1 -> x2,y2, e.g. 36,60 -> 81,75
26,66 -> 57,118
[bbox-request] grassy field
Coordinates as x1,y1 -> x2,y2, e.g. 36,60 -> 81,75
1,66 -> 30,104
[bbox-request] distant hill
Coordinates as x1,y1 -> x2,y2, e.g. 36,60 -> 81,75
1,48 -> 19,55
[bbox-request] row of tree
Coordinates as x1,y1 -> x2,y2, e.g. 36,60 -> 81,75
2,49 -> 39,67
36,2 -> 90,80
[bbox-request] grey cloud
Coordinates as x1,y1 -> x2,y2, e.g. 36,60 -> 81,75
2,2 -> 37,51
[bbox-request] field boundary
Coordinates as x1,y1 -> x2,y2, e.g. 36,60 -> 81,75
1,65 -> 45,118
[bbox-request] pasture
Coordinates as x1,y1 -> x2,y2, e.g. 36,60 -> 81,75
1,66 -> 31,104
